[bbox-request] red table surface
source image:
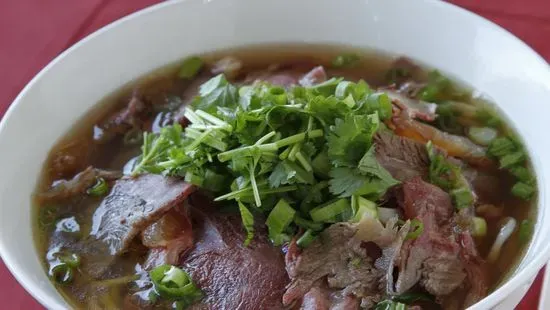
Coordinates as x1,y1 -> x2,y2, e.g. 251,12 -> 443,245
0,0 -> 548,308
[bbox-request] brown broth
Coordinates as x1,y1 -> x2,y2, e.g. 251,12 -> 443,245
33,44 -> 537,308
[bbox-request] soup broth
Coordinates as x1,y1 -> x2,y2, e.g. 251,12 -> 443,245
34,45 -> 536,309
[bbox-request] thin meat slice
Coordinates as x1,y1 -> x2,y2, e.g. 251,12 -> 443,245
283,223 -> 383,307
299,66 -> 327,86
374,131 -> 429,181
457,232 -> 488,307
142,203 -> 194,269
94,91 -> 149,143
244,65 -> 327,88
37,166 -> 121,202
183,206 -> 288,310
396,178 -> 465,296
396,177 -> 487,308
89,174 -> 194,256
384,90 -> 437,122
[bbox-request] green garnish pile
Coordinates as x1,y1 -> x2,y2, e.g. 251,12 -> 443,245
132,73 -> 398,244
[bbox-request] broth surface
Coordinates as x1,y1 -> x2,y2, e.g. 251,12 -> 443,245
33,44 -> 536,309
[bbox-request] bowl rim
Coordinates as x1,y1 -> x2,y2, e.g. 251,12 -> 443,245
1,0 -> 550,309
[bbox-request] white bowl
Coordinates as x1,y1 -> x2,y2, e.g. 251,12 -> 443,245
1,0 -> 549,309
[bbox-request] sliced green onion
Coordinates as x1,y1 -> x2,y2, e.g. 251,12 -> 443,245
184,171 -> 204,187
332,53 -> 360,68
296,229 -> 317,248
335,81 -> 354,99
467,127 -> 497,146
451,187 -> 475,209
238,201 -> 255,246
49,262 -> 74,284
149,264 -> 203,304
294,216 -> 324,231
266,199 -> 296,245
351,196 -> 378,222
519,219 -> 533,245
472,216 -> 487,237
508,166 -> 534,184
487,137 -> 516,158
309,199 -> 351,223
268,87 -> 287,105
511,182 -> 535,200
311,150 -> 331,178
178,56 -> 203,79
499,151 -> 525,169
87,178 -> 109,196
406,219 -> 424,240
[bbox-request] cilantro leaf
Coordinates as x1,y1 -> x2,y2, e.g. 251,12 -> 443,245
328,167 -> 370,197
327,113 -> 379,167
358,146 -> 400,188
192,74 -> 238,114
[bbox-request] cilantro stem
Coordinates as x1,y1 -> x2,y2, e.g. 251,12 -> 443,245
279,146 -> 291,160
276,133 -> 306,148
275,129 -> 324,149
249,162 -> 262,207
183,108 -> 204,125
195,110 -> 233,132
289,143 -> 302,161
255,131 -> 276,145
217,144 -> 278,162
295,151 -> 313,172
131,135 -> 165,176
185,129 -> 213,151
214,180 -> 269,201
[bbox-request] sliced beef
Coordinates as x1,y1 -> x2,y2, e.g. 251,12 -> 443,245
299,66 -> 327,86
374,131 -> 429,181
395,177 -> 487,307
384,90 -> 437,121
457,232 -> 488,307
244,65 -> 327,88
284,222 -> 387,308
142,203 -> 194,269
37,166 -> 121,202
94,91 -> 149,143
181,206 -> 288,310
211,56 -> 243,79
396,178 -> 465,296
89,174 -> 194,256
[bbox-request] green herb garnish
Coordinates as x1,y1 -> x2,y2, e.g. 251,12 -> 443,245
132,74 -> 401,244
427,141 -> 475,209
149,265 -> 203,308
332,53 -> 360,68
178,56 -> 203,79
87,177 -> 109,196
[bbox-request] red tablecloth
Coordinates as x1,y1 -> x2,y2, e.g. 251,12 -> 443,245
0,0 -> 547,308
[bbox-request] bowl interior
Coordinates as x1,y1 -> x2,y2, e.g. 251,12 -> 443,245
1,0 -> 550,309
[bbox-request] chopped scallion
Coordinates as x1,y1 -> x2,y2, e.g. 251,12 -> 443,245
178,56 -> 203,79
472,216 -> 487,237
309,199 -> 351,223
296,229 -> 317,248
266,199 -> 296,245
519,219 -> 533,245
87,178 -> 109,196
406,219 -> 424,240
511,182 -> 535,200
